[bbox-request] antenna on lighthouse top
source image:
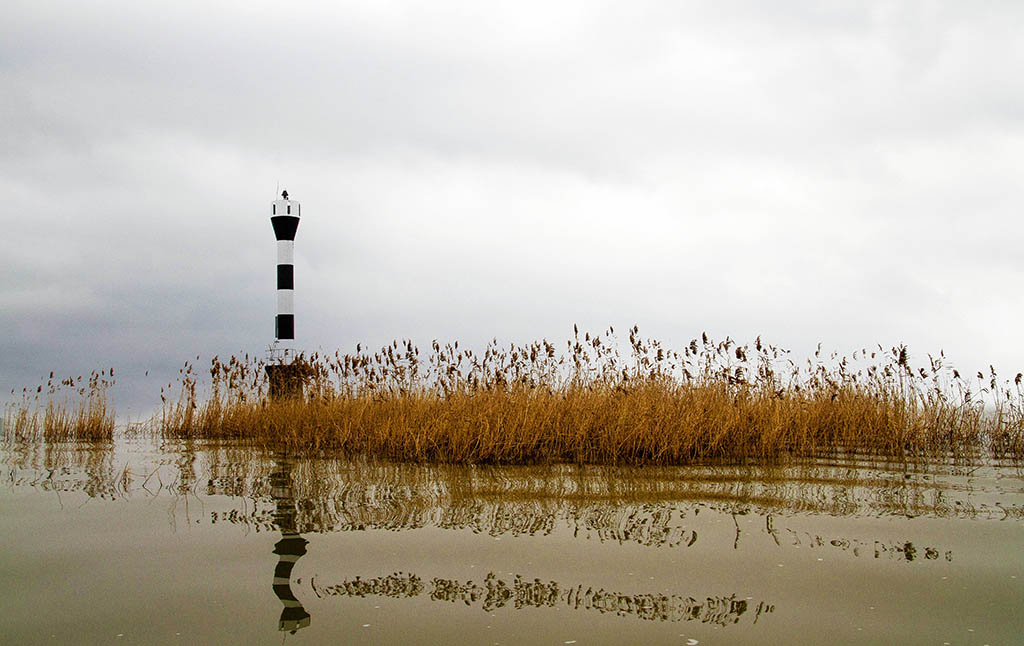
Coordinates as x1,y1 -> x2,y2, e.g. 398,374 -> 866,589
282,190 -> 289,200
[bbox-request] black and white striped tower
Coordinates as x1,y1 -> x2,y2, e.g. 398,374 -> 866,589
266,190 -> 304,398
272,190 -> 300,344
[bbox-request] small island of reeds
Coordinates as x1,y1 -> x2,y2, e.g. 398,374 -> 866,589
5,327 -> 1024,464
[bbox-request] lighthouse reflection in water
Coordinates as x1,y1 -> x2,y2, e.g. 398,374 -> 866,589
270,455 -> 310,633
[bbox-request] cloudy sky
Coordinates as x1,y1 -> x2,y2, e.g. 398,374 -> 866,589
3,1 -> 1023,413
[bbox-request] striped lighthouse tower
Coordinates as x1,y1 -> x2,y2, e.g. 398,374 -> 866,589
266,190 -> 304,398
272,190 -> 300,343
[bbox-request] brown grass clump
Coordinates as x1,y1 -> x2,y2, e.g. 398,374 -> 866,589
155,327 -> 1024,464
3,370 -> 115,443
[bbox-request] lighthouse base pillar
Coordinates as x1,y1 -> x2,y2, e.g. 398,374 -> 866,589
266,364 -> 305,401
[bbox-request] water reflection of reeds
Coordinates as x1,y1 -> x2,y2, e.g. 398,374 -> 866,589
2,439 -> 122,500
309,570 -> 770,627
7,440 -> 1021,528
5,440 -> 1011,569
235,456 -> 1024,531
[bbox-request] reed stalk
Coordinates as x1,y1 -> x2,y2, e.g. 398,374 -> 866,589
151,328 -> 1024,464
3,370 -> 115,442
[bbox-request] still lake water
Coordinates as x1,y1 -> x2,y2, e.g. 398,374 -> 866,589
2,438 -> 1022,645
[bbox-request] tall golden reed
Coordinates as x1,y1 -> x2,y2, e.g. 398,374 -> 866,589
3,370 -> 115,442
155,327 -> 1024,463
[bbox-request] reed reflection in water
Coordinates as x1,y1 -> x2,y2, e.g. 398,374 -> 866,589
310,570 -> 771,627
1,438 -> 1022,644
6,438 -> 1009,561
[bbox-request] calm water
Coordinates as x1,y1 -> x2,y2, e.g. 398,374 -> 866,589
1,439 -> 1022,645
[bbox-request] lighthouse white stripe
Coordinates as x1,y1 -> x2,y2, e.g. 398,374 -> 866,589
277,240 -> 294,265
277,290 -> 294,315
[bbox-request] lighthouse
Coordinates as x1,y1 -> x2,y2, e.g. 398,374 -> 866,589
272,189 -> 300,344
266,190 -> 304,398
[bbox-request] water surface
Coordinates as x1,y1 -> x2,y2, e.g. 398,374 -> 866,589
2,439 -> 1022,644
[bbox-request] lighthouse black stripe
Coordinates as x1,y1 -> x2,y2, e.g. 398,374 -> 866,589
277,264 -> 294,289
271,216 -> 300,241
276,314 -> 294,340
273,584 -> 300,602
275,561 -> 298,579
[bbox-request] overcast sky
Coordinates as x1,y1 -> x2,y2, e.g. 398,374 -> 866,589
3,1 -> 1023,413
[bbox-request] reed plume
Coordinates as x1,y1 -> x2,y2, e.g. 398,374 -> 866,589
3,369 -> 115,442
152,327 -> 1024,464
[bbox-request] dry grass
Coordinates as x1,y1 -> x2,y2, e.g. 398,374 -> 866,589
3,370 -> 115,442
153,327 -> 1024,463
5,328 -> 1022,463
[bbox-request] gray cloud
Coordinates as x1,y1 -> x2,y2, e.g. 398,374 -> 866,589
3,1 -> 1024,411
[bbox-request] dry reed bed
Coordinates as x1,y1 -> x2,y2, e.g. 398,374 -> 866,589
154,328 -> 1024,464
3,370 -> 115,443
